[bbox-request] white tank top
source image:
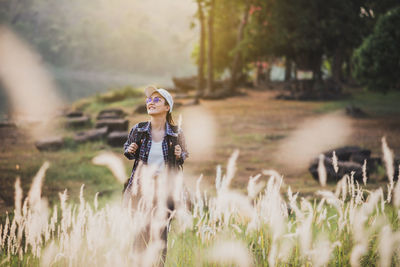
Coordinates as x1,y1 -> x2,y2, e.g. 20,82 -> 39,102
147,140 -> 165,173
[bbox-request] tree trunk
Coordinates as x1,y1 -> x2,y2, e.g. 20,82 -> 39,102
255,61 -> 263,87
284,57 -> 292,82
196,0 -> 206,101
206,0 -> 215,95
332,47 -> 344,84
312,55 -> 323,81
265,60 -> 271,83
8,0 -> 23,25
228,0 -> 251,93
344,56 -> 358,86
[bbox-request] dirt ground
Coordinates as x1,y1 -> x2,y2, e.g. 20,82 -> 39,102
179,88 -> 400,194
1,87 -> 400,213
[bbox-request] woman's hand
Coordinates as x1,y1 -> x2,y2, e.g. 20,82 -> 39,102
127,143 -> 138,154
174,144 -> 182,159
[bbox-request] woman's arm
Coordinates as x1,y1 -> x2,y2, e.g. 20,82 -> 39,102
123,123 -> 139,160
176,129 -> 189,165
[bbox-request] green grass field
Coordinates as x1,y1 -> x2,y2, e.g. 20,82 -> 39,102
1,86 -> 400,266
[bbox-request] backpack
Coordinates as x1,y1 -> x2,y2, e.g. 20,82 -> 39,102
123,122 -> 182,193
133,122 -> 182,171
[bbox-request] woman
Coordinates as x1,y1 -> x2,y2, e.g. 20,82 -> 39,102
122,85 -> 188,265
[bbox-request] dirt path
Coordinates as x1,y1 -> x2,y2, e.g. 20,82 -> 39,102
1,87 -> 400,212
181,88 -> 400,194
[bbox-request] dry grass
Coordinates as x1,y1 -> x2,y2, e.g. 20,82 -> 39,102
1,139 -> 400,266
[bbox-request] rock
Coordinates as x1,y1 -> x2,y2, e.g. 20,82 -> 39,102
355,156 -> 381,174
395,158 -> 400,180
35,137 -> 64,151
97,108 -> 126,120
74,127 -> 108,143
346,105 -> 368,118
309,155 -> 364,183
97,114 -> 121,120
163,87 -> 179,92
107,131 -> 128,147
66,111 -> 83,118
66,116 -> 91,128
174,93 -> 190,99
134,104 -> 148,114
98,108 -> 126,116
0,121 -> 17,128
309,146 -> 375,183
174,102 -> 183,109
184,99 -> 199,106
172,76 -> 197,92
95,119 -> 128,133
323,146 -> 371,164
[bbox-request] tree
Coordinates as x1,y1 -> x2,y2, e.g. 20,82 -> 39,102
210,0 -> 244,77
322,0 -> 369,83
195,0 -> 206,101
191,0 -> 247,94
353,6 -> 400,91
244,0 -> 325,81
228,0 -> 251,92
244,0 -> 397,85
206,0 -> 215,95
192,0 -> 399,94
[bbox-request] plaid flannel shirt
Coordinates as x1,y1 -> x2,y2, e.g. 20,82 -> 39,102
123,121 -> 188,186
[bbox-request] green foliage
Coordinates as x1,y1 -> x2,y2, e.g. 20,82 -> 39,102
192,0 -> 245,78
353,6 -> 400,92
205,0 -> 399,81
244,0 -> 371,71
212,0 -> 244,75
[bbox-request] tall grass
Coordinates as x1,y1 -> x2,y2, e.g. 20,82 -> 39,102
1,140 -> 400,266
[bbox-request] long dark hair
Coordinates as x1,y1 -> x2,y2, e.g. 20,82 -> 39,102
153,93 -> 174,126
166,107 -> 175,126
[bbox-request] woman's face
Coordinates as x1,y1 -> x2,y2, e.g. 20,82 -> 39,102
146,92 -> 170,115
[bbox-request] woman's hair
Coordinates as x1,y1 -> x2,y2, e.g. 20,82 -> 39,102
165,102 -> 175,126
166,112 -> 175,126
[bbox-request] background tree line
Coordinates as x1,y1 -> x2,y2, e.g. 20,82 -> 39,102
192,0 -> 400,97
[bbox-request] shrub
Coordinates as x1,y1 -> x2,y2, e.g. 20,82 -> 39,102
353,7 -> 400,92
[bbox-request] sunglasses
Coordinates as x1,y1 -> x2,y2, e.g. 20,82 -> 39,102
146,96 -> 163,104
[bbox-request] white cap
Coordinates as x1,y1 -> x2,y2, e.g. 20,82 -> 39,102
144,86 -> 174,113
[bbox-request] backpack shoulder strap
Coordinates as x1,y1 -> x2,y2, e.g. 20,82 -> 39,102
166,134 -> 182,171
170,124 -> 179,133
137,121 -> 148,128
133,121 -> 149,158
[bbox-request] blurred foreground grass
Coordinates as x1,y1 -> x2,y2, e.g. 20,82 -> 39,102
1,155 -> 400,266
